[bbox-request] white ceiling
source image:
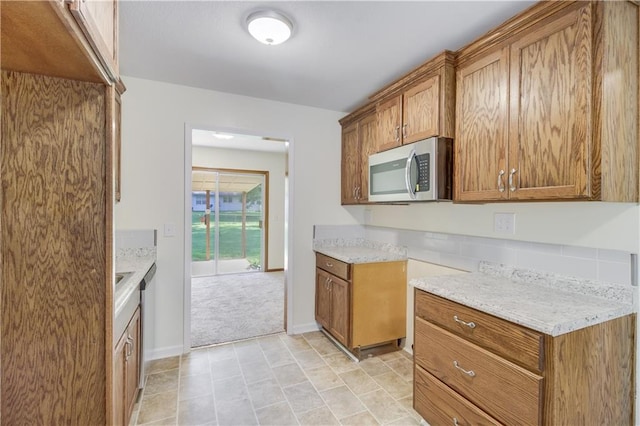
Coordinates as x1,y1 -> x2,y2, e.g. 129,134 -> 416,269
119,1 -> 536,113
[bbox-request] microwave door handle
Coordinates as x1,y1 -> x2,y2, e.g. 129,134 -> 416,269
405,149 -> 417,199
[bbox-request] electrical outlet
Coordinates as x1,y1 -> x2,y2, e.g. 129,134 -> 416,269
494,213 -> 515,234
164,223 -> 176,237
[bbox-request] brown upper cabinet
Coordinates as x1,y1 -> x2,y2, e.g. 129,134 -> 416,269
373,51 -> 456,152
455,1 -> 639,202
340,107 -> 377,205
1,0 -> 119,84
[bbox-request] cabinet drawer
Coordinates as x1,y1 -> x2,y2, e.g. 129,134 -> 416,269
316,253 -> 350,281
415,290 -> 543,372
414,318 -> 542,426
415,365 -> 502,426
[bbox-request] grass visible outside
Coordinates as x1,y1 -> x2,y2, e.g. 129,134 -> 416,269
192,212 -> 262,267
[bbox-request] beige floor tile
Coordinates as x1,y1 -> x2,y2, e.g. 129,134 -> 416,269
216,397 -> 258,426
385,416 -> 421,425
307,338 -> 342,357
295,406 -> 340,425
378,351 -> 403,362
397,396 -> 422,422
144,370 -> 180,396
264,347 -> 296,367
304,365 -> 344,392
372,372 -> 412,400
246,377 -> 286,409
384,358 -> 413,382
136,389 -> 178,425
359,358 -> 392,377
320,385 -> 366,420
146,356 -> 180,376
137,416 -> 176,425
359,389 -> 407,424
258,334 -> 288,352
179,373 -> 213,401
280,334 -> 313,353
323,352 -> 360,374
177,394 -> 216,425
210,357 -> 242,381
293,349 -> 326,370
339,411 -> 380,426
235,340 -> 267,365
241,358 -> 276,384
255,401 -> 298,426
207,344 -> 237,362
283,381 -> 326,414
273,362 -> 307,387
339,369 -> 380,395
213,375 -> 249,404
181,353 -> 211,377
301,331 -> 326,342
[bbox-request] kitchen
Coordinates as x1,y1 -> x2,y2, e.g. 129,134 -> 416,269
1,1 -> 639,425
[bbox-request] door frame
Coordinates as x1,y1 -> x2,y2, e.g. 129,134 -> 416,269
191,166 -> 269,274
183,124 -> 293,352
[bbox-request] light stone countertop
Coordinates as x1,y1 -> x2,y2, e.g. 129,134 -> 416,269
115,248 -> 156,316
410,261 -> 634,336
313,238 -> 408,264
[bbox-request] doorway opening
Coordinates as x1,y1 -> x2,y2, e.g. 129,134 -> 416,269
185,127 -> 289,349
191,168 -> 267,277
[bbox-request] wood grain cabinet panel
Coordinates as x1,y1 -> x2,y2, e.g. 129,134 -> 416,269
340,109 -> 377,205
315,254 -> 406,359
377,96 -> 403,151
413,288 -> 635,426
403,75 -> 440,144
455,1 -> 639,202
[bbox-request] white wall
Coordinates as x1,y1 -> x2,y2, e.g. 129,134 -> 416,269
192,145 -> 286,270
115,76 -> 358,357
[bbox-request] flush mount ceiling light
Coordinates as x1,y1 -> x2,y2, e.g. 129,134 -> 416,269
212,132 -> 233,140
246,10 -> 293,45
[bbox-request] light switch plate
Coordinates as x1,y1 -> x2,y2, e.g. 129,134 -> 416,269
494,213 -> 515,234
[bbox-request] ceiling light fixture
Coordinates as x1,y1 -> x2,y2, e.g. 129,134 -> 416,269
212,132 -> 233,140
246,10 -> 293,45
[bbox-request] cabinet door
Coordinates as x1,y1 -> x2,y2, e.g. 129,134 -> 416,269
508,4 -> 592,200
455,48 -> 510,201
315,269 -> 332,329
341,122 -> 360,205
403,75 -> 440,144
69,0 -> 119,81
358,113 -> 378,203
377,96 -> 402,151
113,334 -> 127,426
329,275 -> 350,348
125,308 -> 141,418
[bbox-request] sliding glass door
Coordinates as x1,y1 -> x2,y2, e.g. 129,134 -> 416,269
191,169 -> 266,276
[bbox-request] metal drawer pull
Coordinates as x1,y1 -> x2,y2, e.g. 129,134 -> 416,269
325,262 -> 333,267
453,360 -> 475,377
509,168 -> 517,191
453,418 -> 460,426
497,169 -> 505,192
453,315 -> 476,329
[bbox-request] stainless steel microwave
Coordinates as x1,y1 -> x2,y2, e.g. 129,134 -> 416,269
368,137 -> 453,202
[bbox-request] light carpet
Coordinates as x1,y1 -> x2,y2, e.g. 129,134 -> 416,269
190,271 -> 284,347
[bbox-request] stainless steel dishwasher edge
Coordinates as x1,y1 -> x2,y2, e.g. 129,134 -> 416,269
139,262 -> 157,389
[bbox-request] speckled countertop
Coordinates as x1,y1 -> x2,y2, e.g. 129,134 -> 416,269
313,238 -> 407,264
410,261 -> 634,336
115,247 -> 156,315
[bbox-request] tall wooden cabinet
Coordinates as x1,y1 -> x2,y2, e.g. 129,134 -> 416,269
1,0 -> 122,423
340,107 -> 377,205
455,1 -> 639,202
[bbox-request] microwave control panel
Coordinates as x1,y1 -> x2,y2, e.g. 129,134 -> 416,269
415,153 -> 430,192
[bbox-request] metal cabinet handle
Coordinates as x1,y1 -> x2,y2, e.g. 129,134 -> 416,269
453,360 -> 475,377
402,123 -> 408,139
453,315 -> 476,329
453,418 -> 460,426
356,186 -> 361,200
497,169 -> 505,192
395,126 -> 400,142
509,168 -> 517,191
325,262 -> 333,268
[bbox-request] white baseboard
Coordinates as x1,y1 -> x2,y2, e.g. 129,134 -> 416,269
288,322 -> 320,335
146,345 -> 184,361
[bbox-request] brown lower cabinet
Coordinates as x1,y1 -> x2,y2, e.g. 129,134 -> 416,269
114,307 -> 141,426
315,253 -> 407,358
414,289 -> 635,425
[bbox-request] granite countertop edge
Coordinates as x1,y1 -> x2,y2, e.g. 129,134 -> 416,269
114,248 -> 157,315
313,238 -> 408,264
410,262 -> 635,337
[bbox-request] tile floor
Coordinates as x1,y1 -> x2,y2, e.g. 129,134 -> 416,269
131,331 -> 423,425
